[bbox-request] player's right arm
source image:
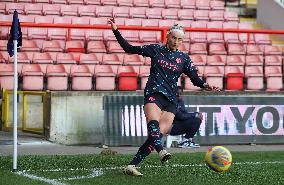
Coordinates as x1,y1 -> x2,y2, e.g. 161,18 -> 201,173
108,18 -> 155,57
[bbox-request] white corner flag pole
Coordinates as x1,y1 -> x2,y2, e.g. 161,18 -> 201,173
13,39 -> 18,172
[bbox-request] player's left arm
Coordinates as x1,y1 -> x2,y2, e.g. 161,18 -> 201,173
183,54 -> 221,91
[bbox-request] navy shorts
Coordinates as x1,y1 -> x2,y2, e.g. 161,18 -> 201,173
144,93 -> 177,114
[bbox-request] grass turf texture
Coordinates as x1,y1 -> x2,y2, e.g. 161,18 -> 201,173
1,151 -> 284,185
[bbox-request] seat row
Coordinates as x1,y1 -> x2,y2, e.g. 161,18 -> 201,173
1,50 -> 284,68
0,7 -> 238,22
1,0 -> 225,10
0,63 -> 282,91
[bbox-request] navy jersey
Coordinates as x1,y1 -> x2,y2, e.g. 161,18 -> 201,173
113,29 -> 205,105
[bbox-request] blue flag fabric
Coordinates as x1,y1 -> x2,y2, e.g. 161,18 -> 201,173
7,10 -> 22,57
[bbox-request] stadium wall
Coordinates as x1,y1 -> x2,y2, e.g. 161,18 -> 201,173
257,0 -> 284,30
45,92 -> 284,146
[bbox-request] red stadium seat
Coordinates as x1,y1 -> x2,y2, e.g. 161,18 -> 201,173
53,16 -> 72,24
129,7 -> 146,19
146,8 -> 162,19
46,64 -> 68,90
106,41 -> 124,53
50,0 -> 67,4
265,55 -> 282,66
225,66 -> 244,91
56,53 -> 77,74
178,43 -> 189,53
184,66 -> 204,91
24,4 -> 43,15
35,16 -> 53,24
226,55 -> 245,66
245,55 -> 264,66
96,6 -> 113,17
193,10 -> 209,21
6,3 -> 25,14
101,0 -> 117,6
21,40 -> 40,52
32,52 -> 53,72
209,10 -> 225,22
120,30 -> 139,42
48,28 -> 67,40
65,40 -> 85,53
68,0 -> 85,4
180,0 -> 195,9
78,5 -> 96,17
189,43 -> 207,55
224,11 -> 239,22
162,9 -> 178,20
196,0 -> 210,10
94,65 -> 116,90
149,0 -> 165,8
245,66 -> 264,91
209,43 -> 227,55
142,19 -> 159,27
139,31 -> 161,42
223,22 -> 240,44
79,53 -> 100,65
0,3 -> 5,14
113,6 -> 130,18
165,0 -> 181,8
0,40 -> 7,51
43,40 -> 65,52
102,53 -> 123,65
8,52 -> 31,64
207,55 -> 226,66
70,29 -> 86,40
86,30 -> 104,41
87,41 -> 107,53
207,21 -> 224,43
125,18 -> 143,26
227,44 -> 246,55
0,64 -> 14,90
178,9 -> 194,20
85,0 -> 101,5
239,23 -> 256,44
123,54 -> 144,65
117,0 -> 134,7
265,66 -> 283,91
264,45 -> 282,55
72,17 -> 90,25
134,0 -> 149,7
254,34 -> 272,45
60,5 -> 78,16
70,65 -> 93,90
139,65 -> 150,89
43,4 -> 60,15
204,66 -> 224,89
21,64 -> 44,90
117,65 -> 138,91
189,55 -> 207,66
246,45 -> 264,55
28,27 -> 48,40
103,30 -> 118,42
190,21 -> 207,43
19,15 -> 35,23
210,0 -> 225,11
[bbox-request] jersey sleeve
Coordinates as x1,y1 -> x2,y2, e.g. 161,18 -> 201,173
183,54 -> 205,88
113,29 -> 157,57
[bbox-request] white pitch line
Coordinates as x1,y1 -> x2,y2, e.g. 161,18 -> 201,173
58,169 -> 104,181
20,160 -> 284,173
16,171 -> 66,185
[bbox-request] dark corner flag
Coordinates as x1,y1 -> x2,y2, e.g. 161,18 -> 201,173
7,10 -> 22,172
7,10 -> 22,57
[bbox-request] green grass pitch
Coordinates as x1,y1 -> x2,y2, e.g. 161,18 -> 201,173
1,151 -> 284,185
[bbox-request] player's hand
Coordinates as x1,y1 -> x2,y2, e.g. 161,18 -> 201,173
107,16 -> 117,30
203,83 -> 221,92
197,112 -> 203,121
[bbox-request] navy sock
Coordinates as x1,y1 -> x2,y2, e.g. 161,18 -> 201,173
129,120 -> 163,166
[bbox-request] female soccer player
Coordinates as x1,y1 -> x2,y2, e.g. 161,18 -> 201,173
107,18 -> 220,176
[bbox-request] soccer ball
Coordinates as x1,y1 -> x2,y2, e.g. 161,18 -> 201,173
205,146 -> 232,172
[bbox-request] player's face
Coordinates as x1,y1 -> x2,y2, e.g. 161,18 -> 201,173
167,31 -> 184,51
